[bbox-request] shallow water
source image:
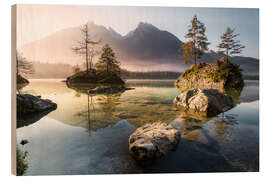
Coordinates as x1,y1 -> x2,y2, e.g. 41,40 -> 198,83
17,79 -> 259,175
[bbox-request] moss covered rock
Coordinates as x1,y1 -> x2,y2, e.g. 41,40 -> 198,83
66,70 -> 125,86
175,57 -> 244,92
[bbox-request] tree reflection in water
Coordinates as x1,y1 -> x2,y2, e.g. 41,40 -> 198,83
70,84 -> 123,133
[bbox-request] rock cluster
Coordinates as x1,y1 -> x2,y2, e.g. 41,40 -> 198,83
129,122 -> 181,165
173,89 -> 234,116
17,94 -> 57,116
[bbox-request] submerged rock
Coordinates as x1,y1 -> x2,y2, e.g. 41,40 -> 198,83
173,89 -> 234,117
17,94 -> 57,116
129,122 -> 181,165
89,86 -> 134,94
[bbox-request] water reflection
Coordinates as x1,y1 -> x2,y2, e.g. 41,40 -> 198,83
171,112 -> 240,142
16,79 -> 259,174
214,113 -> 238,140
68,83 -> 125,131
17,83 -> 28,94
17,109 -> 56,128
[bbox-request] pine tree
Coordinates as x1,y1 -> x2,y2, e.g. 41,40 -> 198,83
72,23 -> 100,72
182,15 -> 210,64
96,44 -> 121,75
217,27 -> 245,60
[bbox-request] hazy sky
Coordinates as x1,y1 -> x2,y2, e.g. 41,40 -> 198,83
17,4 -> 259,58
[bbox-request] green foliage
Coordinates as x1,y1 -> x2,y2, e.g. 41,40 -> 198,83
217,27 -> 245,59
97,72 -> 125,85
96,44 -> 121,76
180,60 -> 243,89
208,61 -> 242,82
182,41 -> 195,64
181,62 -> 206,79
67,69 -> 125,85
16,147 -> 28,176
182,15 -> 210,64
68,44 -> 125,85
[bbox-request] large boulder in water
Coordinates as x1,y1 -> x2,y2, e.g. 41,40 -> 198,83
17,94 -> 57,116
173,89 -> 234,117
128,122 -> 181,165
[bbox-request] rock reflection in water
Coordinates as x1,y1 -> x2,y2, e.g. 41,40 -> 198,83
171,111 -> 239,142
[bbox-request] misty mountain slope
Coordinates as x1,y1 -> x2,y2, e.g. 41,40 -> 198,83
120,22 -> 183,60
20,22 -> 259,74
21,27 -> 82,64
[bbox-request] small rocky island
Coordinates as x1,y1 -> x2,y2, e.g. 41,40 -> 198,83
66,70 -> 129,94
175,57 -> 244,92
173,58 -> 244,116
66,43 -> 129,94
66,70 -> 125,86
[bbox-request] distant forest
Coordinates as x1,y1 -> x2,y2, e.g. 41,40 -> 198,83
26,62 -> 258,80
121,69 -> 180,79
27,62 -> 181,79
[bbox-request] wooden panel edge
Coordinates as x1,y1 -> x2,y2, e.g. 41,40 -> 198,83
11,4 -> 17,176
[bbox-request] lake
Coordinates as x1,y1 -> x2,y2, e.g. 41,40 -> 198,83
16,79 -> 259,175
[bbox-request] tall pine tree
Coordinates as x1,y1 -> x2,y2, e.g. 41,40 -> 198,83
96,44 -> 121,75
217,27 -> 245,61
182,15 -> 210,64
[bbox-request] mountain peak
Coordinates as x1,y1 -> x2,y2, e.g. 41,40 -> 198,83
108,27 -> 122,38
87,21 -> 96,26
136,22 -> 158,30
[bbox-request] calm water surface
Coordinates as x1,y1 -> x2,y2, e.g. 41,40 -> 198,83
17,79 -> 259,175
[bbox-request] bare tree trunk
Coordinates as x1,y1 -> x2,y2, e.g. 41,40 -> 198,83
89,55 -> 93,70
226,49 -> 229,61
194,42 -> 197,65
